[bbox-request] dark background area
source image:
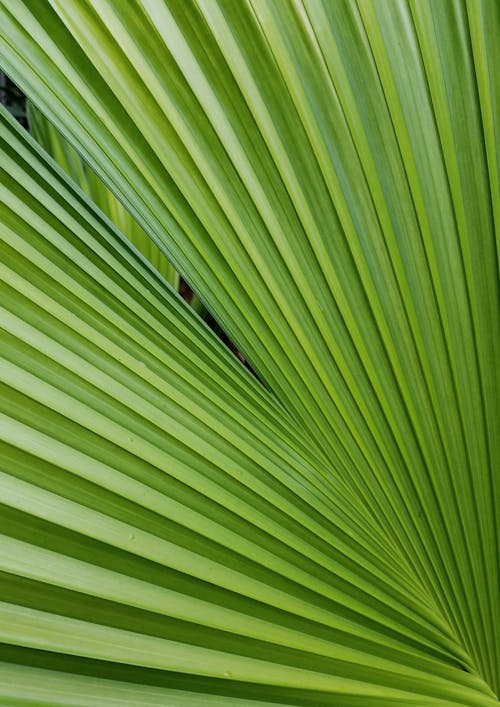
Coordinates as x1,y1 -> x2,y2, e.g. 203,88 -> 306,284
0,71 -> 27,127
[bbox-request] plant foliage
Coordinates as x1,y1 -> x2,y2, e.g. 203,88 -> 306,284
0,1 -> 498,705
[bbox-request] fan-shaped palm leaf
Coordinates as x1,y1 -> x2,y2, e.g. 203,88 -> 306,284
0,1 -> 498,705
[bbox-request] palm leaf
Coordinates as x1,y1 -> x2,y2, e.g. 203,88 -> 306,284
0,1 -> 498,705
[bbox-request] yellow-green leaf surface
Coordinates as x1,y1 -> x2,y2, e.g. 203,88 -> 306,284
0,1 -> 498,705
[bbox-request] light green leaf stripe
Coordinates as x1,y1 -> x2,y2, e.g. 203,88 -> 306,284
0,0 -> 498,705
0,663 -> 296,707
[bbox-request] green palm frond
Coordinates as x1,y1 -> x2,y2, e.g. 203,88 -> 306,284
0,1 -> 498,705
